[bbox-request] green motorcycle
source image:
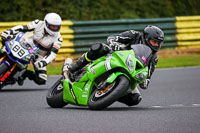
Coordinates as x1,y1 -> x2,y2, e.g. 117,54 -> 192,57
46,44 -> 152,110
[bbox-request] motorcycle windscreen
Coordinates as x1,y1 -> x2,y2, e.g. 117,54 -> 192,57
131,44 -> 152,67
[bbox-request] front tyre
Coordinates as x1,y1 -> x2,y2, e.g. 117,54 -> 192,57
0,62 -> 10,90
0,62 -> 9,76
88,75 -> 130,110
46,77 -> 68,108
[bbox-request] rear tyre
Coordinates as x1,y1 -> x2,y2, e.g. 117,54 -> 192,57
88,75 -> 130,110
46,77 -> 68,108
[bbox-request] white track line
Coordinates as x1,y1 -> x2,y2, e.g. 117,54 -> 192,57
152,104 -> 200,108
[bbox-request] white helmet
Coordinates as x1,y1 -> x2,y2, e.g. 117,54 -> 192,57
44,13 -> 62,36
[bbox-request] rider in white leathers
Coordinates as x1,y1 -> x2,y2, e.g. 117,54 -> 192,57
0,12 -> 63,85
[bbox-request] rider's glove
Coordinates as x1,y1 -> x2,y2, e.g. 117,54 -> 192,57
11,25 -> 24,34
1,30 -> 14,40
1,26 -> 23,41
109,42 -> 121,51
34,60 -> 47,68
139,79 -> 150,89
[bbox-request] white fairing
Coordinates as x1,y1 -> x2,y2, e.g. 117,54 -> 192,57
10,42 -> 30,59
9,32 -> 38,62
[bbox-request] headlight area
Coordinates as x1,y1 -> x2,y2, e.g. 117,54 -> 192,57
135,72 -> 148,81
21,54 -> 32,61
126,54 -> 133,72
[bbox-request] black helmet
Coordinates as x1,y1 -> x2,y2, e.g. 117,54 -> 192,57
143,25 -> 164,52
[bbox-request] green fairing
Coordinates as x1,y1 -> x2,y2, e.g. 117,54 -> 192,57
63,57 -> 108,105
63,49 -> 149,106
63,79 -> 76,104
104,51 -> 148,88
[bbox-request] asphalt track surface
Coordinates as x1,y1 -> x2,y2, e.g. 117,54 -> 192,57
0,67 -> 200,133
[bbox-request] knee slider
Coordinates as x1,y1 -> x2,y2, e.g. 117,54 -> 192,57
34,76 -> 46,85
90,43 -> 102,52
34,71 -> 47,85
118,93 -> 142,106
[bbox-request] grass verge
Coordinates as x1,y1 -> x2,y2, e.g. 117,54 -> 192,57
157,54 -> 200,68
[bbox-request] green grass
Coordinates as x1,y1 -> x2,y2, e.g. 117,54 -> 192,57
157,54 -> 200,68
46,64 -> 63,75
28,53 -> 200,75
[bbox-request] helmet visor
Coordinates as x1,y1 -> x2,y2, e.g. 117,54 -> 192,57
148,39 -> 163,51
149,39 -> 160,46
49,25 -> 61,31
45,20 -> 61,32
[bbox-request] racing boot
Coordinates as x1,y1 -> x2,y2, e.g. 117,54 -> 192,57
21,70 -> 35,81
118,87 -> 142,106
62,58 -> 73,79
67,53 -> 90,73
17,76 -> 25,86
17,69 -> 27,86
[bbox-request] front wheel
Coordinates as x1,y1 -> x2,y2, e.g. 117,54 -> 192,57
88,75 -> 130,110
0,62 -> 9,76
0,62 -> 10,90
46,77 -> 68,108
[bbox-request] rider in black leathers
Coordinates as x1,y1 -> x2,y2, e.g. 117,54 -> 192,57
63,25 -> 164,106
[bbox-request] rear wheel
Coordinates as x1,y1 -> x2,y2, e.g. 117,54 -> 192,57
46,77 -> 68,108
88,75 -> 130,110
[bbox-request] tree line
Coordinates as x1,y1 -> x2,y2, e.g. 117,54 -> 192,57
0,0 -> 199,21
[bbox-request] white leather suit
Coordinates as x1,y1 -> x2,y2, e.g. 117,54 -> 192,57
1,13 -> 63,85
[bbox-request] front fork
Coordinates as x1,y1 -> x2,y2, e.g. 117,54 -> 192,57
0,64 -> 17,82
0,54 -> 7,63
106,72 -> 136,92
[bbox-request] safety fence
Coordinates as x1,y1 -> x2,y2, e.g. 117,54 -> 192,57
0,16 -> 200,61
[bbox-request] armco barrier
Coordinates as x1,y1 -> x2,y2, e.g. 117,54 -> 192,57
176,16 -> 200,48
0,16 -> 200,61
72,17 -> 177,54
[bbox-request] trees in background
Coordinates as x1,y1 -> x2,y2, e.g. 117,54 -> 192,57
0,0 -> 199,21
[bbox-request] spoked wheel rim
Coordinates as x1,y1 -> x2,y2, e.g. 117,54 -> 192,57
88,75 -> 130,110
92,81 -> 116,101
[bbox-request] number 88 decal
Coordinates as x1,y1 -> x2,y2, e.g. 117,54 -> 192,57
12,45 -> 25,57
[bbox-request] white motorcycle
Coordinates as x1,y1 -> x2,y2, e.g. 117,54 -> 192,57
0,32 -> 38,90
